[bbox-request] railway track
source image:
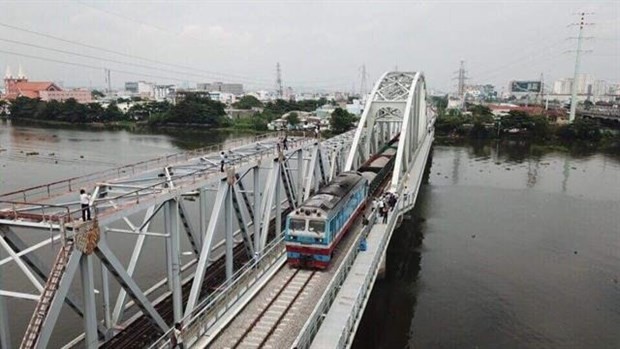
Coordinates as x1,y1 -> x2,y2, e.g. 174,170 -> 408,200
228,268 -> 316,349
100,211 -> 287,348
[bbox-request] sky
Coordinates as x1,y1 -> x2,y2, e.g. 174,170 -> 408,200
0,0 -> 618,93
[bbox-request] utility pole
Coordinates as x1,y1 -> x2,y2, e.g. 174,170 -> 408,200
275,63 -> 283,100
569,12 -> 592,123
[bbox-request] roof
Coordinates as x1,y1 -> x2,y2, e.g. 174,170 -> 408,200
14,82 -> 61,92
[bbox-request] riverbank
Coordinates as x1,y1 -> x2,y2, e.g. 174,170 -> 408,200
434,112 -> 620,155
3,117 -> 268,135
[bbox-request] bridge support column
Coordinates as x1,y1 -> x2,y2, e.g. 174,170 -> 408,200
164,199 -> 183,323
225,184 -> 234,281
100,231 -> 112,339
253,166 -> 260,257
80,254 -> 98,349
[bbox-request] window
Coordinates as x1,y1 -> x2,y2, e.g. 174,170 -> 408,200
290,219 -> 306,231
308,220 -> 324,234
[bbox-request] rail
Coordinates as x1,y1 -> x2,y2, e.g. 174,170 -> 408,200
292,210 -> 377,349
149,236 -> 287,349
0,133 -> 275,203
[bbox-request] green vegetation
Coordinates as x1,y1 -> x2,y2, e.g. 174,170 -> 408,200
430,96 -> 617,151
91,90 -> 105,99
232,95 -> 263,109
330,107 -> 357,134
287,112 -> 300,127
147,93 -> 228,126
6,95 -> 337,132
9,97 -> 127,123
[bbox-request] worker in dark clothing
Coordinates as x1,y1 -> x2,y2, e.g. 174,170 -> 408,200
220,151 -> 225,172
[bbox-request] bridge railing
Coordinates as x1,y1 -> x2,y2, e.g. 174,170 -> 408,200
292,209 -> 378,349
149,236 -> 287,349
0,133 -> 275,203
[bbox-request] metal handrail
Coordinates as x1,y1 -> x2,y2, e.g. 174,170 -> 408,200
292,210 -> 378,349
149,236 -> 287,349
0,137 -> 313,222
0,133 -> 275,203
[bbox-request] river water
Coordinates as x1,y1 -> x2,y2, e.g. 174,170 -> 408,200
354,141 -> 620,349
1,123 -> 619,348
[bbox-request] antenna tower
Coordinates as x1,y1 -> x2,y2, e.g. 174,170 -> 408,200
568,12 -> 593,123
276,62 -> 283,99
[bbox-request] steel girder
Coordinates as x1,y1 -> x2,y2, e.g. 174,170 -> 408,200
0,134 -> 357,348
345,72 -> 428,173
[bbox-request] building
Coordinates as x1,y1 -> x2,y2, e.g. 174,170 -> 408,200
197,82 -> 244,95
125,81 -> 155,98
154,85 -> 175,101
553,79 -> 573,95
2,66 -> 91,103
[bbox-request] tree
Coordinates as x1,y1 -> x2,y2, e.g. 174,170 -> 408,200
468,104 -> 493,118
168,93 -> 227,125
330,107 -> 355,134
91,90 -> 105,99
233,95 -> 263,109
9,97 -> 42,120
0,100 -> 8,116
102,103 -> 124,122
287,112 -> 300,127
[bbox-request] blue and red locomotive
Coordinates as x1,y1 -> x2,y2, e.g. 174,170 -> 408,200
284,171 -> 368,269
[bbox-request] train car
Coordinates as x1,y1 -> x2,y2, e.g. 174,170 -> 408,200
285,171 -> 368,269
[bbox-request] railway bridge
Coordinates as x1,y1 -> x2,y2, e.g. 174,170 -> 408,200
0,71 -> 434,349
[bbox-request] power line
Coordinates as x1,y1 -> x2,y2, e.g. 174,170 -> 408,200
0,48 -> 204,84
0,36 -> 272,84
0,21 -> 269,83
0,20 -> 354,87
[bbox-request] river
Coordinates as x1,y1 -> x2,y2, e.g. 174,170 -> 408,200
354,140 -> 620,348
1,123 -> 619,348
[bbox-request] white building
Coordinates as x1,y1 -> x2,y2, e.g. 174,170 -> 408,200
553,79 -> 573,94
125,81 -> 156,98
346,99 -> 363,116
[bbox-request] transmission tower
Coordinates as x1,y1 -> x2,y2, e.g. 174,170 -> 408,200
275,62 -> 283,99
104,68 -> 111,94
453,60 -> 468,108
568,12 -> 593,123
359,64 -> 368,97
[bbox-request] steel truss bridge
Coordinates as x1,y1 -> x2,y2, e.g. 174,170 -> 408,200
0,71 -> 434,349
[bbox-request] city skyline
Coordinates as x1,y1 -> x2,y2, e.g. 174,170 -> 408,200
0,1 -> 617,93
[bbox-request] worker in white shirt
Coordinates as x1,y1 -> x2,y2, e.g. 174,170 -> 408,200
79,189 -> 91,221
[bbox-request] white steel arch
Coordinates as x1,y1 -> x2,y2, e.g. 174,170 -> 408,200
345,71 -> 429,191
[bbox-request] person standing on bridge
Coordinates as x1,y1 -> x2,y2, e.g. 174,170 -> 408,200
220,151 -> 226,172
80,189 -> 91,221
171,322 -> 184,349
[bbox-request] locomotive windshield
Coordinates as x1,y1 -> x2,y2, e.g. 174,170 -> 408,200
290,219 -> 306,231
308,220 -> 324,233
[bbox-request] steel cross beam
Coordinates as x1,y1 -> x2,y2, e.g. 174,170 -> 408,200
345,71 -> 421,171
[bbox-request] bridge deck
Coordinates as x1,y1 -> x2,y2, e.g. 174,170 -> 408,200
203,210 -> 367,349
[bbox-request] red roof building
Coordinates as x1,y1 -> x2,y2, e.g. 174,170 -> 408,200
2,66 -> 91,103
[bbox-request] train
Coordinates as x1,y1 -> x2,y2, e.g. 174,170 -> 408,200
284,137 -> 400,269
